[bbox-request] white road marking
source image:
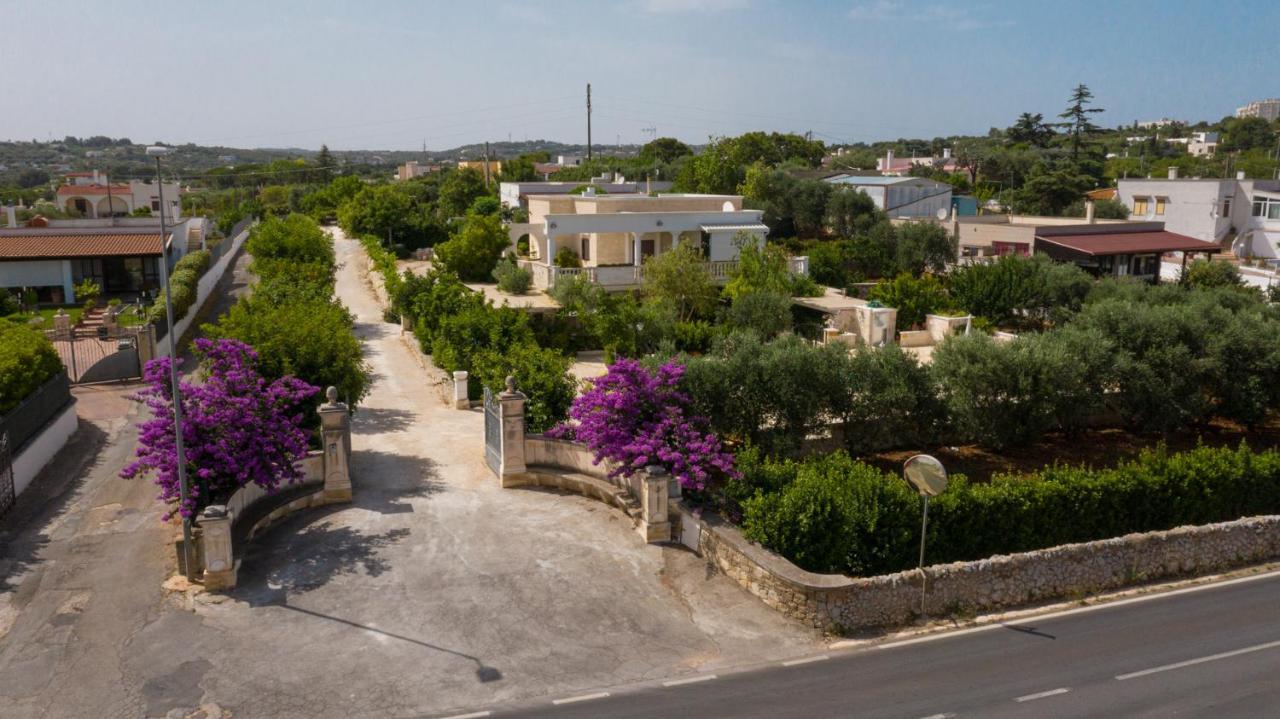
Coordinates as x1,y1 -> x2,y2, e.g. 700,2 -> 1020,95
663,674 -> 717,687
842,570 -> 1280,653
1015,687 -> 1070,702
1115,639 -> 1280,681
918,714 -> 955,719
782,655 -> 830,667
440,713 -> 490,719
552,692 -> 611,705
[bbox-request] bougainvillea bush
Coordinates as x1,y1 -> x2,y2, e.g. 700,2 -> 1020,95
122,338 -> 318,519
547,358 -> 736,491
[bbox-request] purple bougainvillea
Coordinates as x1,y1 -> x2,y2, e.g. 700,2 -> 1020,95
548,358 -> 736,491
121,338 -> 318,519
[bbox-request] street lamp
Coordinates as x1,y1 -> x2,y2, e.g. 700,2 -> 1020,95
146,145 -> 195,580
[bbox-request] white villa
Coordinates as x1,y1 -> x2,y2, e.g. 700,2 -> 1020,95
1117,170 -> 1280,260
511,190 -> 805,290
56,171 -> 182,219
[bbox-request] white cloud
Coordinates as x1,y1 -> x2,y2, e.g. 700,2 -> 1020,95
638,0 -> 750,14
847,1 -> 1013,30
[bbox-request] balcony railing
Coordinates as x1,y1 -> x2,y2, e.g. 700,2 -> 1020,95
517,255 -> 809,291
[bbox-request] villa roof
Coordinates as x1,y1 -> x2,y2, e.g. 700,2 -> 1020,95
57,184 -> 131,196
700,222 -> 770,233
1034,230 -> 1218,256
0,231 -> 165,259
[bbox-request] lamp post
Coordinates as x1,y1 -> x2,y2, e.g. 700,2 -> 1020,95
147,145 -> 195,580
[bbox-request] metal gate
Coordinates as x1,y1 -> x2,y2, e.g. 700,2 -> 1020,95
0,432 -> 14,518
483,387 -> 501,474
46,326 -> 143,384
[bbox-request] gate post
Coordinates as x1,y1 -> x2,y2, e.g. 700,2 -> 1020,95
497,376 -> 527,487
136,324 -> 158,366
318,386 -> 353,503
452,371 -> 470,409
197,505 -> 237,590
639,465 -> 672,543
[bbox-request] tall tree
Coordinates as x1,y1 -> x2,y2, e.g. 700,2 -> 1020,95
315,144 -> 336,182
1057,84 -> 1105,160
1007,112 -> 1054,147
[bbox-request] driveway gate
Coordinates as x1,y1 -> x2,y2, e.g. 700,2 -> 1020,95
46,326 -> 143,384
484,387 -> 501,474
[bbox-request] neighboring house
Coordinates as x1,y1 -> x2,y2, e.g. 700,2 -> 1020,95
1236,98 -> 1280,121
498,175 -> 673,209
1033,223 -> 1219,281
875,149 -> 958,176
56,172 -> 181,219
1187,132 -> 1220,157
457,159 -> 502,176
825,175 -> 953,219
0,219 -> 196,303
514,191 -> 800,291
396,161 -> 439,181
1117,171 -> 1280,259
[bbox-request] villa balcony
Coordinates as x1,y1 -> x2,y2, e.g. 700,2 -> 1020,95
517,256 -> 809,292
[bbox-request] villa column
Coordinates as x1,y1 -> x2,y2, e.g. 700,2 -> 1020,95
545,235 -> 553,265
633,232 -> 642,266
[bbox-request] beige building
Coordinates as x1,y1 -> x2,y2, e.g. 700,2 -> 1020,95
458,159 -> 502,176
1236,98 -> 1280,121
514,191 -> 802,290
396,161 -> 439,181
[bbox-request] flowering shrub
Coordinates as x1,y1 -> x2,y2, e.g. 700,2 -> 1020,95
121,338 -> 318,519
548,358 -> 736,491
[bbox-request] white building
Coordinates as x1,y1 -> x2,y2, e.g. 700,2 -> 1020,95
512,191 -> 804,291
824,175 -> 953,219
56,172 -> 181,219
499,175 -> 672,209
1236,98 -> 1280,121
1186,132 -> 1220,157
1117,169 -> 1280,259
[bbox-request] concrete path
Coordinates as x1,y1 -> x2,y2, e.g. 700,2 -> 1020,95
173,233 -> 818,717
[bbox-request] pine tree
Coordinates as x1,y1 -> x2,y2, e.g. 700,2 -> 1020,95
1057,84 -> 1105,161
315,143 -> 335,181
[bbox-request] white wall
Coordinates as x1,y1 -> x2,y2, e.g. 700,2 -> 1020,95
13,403 -> 78,497
1117,179 -> 1232,243
0,259 -> 65,288
155,223 -> 250,357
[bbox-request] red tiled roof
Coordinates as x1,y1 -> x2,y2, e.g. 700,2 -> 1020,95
0,232 -> 165,259
57,184 -> 131,196
1035,230 -> 1219,256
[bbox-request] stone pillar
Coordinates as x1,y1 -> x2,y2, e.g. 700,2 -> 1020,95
639,465 -> 672,543
197,505 -> 237,590
452,371 -> 470,409
400,313 -> 412,335
52,309 -> 71,337
498,376 -> 528,488
317,386 -> 353,503
136,324 -> 158,366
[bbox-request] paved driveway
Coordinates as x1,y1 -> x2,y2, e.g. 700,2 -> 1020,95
170,234 -> 818,718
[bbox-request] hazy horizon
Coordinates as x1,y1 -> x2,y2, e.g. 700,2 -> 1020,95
3,0 -> 1276,151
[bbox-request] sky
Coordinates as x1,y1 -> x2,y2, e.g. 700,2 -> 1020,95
3,0 -> 1277,151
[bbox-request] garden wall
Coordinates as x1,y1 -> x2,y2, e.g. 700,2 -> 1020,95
674,504 -> 1280,631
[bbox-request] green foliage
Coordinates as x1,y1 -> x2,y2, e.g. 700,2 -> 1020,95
147,250 -> 212,324
434,214 -> 511,282
825,188 -> 885,238
338,183 -> 445,251
75,278 -> 101,310
355,233 -> 401,305
638,137 -> 693,164
868,273 -> 949,329
642,243 -> 718,323
723,232 -> 814,299
431,303 -> 534,378
554,246 -> 582,268
1181,259 -> 1242,289
0,288 -> 20,316
437,168 -> 490,219
129,206 -> 153,217
397,268 -> 482,349
246,214 -> 334,267
472,342 -> 575,433
836,344 -> 943,454
807,231 -> 894,287
725,291 -> 793,339
893,221 -> 955,276
468,195 -> 501,217
741,444 -> 1280,576
948,253 -> 1092,327
0,321 -> 65,413
492,255 -> 532,295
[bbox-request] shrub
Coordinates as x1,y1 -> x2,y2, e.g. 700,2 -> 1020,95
868,273 -> 949,329
472,342 -> 574,433
724,291 -> 793,339
671,320 -> 717,353
554,246 -> 582,268
0,321 -> 64,413
1182,259 -> 1242,289
492,255 -> 532,295
0,288 -> 21,316
835,344 -> 943,454
948,253 -> 1091,327
357,233 -> 402,303
741,444 -> 1280,576
642,243 -> 718,322
398,269 -> 482,349
430,303 -> 533,379
434,214 -> 510,281
892,221 -> 955,276
549,358 -> 736,491
245,214 -> 334,267
203,296 -> 370,417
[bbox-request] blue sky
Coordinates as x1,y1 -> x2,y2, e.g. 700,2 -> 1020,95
2,0 -> 1276,150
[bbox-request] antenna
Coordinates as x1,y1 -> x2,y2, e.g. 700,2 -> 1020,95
586,83 -> 593,162
641,126 -> 657,141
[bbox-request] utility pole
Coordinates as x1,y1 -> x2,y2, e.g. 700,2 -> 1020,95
586,83 -> 592,162
483,141 -> 492,186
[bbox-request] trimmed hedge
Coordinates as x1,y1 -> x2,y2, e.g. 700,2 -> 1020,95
740,444 -> 1280,576
147,249 -> 211,324
0,321 -> 65,413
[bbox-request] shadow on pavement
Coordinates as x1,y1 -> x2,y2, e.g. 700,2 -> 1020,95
351,407 -> 417,435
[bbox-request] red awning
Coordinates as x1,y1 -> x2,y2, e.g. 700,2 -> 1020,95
1034,231 -> 1219,256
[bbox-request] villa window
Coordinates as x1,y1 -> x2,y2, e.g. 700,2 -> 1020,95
1133,197 -> 1149,215
1223,198 -> 1232,217
1253,196 -> 1280,220
580,237 -> 590,261
1154,197 -> 1167,215
151,200 -> 160,211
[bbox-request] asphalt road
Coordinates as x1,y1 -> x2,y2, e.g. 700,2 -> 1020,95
451,570 -> 1280,719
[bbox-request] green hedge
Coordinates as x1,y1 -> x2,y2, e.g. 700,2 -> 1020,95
147,249 -> 211,324
358,233 -> 403,307
0,321 -> 65,413
740,444 -> 1280,576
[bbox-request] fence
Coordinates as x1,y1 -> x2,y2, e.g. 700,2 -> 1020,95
0,372 -> 73,454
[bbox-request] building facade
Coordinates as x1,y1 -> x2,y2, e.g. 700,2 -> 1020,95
824,175 -> 953,219
56,172 -> 181,219
1236,98 -> 1280,121
1117,173 -> 1280,259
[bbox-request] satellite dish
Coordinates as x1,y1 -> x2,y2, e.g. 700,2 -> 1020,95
903,454 -> 948,497
936,207 -> 949,220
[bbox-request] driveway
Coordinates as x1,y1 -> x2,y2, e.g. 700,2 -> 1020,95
0,232 -> 818,719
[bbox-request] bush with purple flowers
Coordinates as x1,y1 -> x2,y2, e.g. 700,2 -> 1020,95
548,358 -> 736,491
121,338 -> 319,519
